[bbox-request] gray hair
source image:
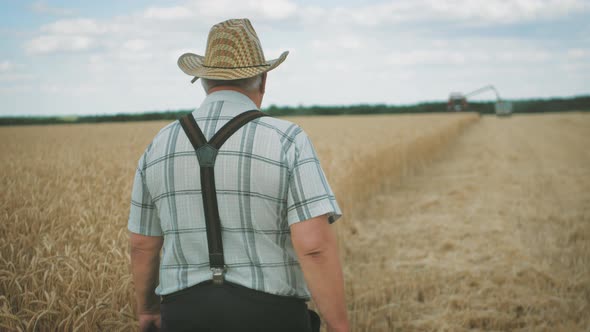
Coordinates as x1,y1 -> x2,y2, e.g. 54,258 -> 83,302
201,74 -> 263,93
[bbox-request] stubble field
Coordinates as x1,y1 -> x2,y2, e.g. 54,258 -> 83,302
1,112 -> 589,331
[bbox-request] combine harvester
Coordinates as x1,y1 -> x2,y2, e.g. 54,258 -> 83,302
448,85 -> 512,116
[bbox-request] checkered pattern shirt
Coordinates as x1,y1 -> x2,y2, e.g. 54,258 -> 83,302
128,90 -> 341,298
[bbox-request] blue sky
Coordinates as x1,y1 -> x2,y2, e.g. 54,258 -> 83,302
1,0 -> 589,116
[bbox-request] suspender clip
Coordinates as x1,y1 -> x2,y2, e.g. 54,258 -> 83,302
211,266 -> 227,285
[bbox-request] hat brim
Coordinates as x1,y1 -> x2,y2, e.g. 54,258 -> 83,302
178,51 -> 288,83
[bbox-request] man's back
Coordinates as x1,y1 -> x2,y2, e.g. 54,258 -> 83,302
129,90 -> 341,298
128,18 -> 348,332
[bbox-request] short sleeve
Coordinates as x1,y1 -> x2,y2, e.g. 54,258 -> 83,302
128,154 -> 162,236
286,130 -> 342,226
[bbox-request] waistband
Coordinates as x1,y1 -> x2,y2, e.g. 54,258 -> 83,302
161,280 -> 306,304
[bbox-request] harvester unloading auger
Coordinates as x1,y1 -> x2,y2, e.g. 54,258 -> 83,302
448,85 -> 512,116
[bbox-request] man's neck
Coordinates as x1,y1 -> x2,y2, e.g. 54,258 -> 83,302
208,86 -> 262,108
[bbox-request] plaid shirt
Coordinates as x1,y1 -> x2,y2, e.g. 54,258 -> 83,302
128,90 -> 341,298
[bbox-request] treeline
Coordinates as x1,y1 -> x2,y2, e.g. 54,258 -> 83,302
467,95 -> 590,115
1,95 -> 589,126
0,110 -> 194,126
264,95 -> 590,116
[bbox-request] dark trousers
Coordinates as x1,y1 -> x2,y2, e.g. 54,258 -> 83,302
160,281 -> 320,332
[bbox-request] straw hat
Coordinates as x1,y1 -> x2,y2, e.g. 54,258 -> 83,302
178,18 -> 289,83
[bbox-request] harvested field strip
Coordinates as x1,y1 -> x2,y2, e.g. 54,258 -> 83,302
341,113 -> 590,331
290,113 -> 480,218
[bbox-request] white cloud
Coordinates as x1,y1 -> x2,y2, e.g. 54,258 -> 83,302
0,85 -> 34,94
388,50 -> 470,66
40,83 -> 97,96
123,39 -> 150,52
253,0 -> 298,20
24,18 -> 114,54
311,35 -> 365,51
41,18 -> 108,35
387,46 -> 554,66
115,50 -> 154,62
567,48 -> 590,59
139,0 -> 298,22
184,0 -> 298,21
424,0 -> 589,23
0,74 -> 36,82
0,61 -> 34,86
30,1 -> 75,16
306,0 -> 589,27
143,6 -> 193,20
0,61 -> 14,72
25,18 -> 137,55
25,35 -> 95,54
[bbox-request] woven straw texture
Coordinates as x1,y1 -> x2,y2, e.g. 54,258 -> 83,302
178,19 -> 288,81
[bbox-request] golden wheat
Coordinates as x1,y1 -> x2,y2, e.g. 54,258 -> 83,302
2,112 -> 588,331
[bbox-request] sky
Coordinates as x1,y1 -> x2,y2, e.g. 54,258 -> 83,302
0,0 -> 589,116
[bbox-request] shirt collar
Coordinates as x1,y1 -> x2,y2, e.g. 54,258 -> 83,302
199,90 -> 258,111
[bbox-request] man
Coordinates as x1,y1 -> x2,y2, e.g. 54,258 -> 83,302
128,18 -> 349,332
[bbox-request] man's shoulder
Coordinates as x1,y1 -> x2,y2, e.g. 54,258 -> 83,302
257,116 -> 304,143
140,120 -> 181,157
155,120 -> 181,139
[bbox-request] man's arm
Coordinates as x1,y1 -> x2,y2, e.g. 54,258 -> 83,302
130,233 -> 163,330
291,214 -> 349,332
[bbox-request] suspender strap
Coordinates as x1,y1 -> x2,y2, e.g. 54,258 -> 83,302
179,110 -> 267,284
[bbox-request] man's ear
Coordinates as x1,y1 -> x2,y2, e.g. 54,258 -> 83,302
260,73 -> 267,94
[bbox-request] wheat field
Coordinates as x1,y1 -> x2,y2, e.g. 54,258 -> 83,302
1,112 -> 589,331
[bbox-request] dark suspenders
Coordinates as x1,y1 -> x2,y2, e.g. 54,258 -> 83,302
178,110 -> 267,285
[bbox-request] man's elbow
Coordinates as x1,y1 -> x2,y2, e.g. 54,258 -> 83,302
290,214 -> 336,260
